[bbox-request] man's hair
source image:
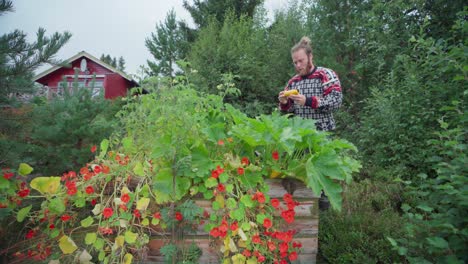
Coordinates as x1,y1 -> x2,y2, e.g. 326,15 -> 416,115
291,36 -> 313,55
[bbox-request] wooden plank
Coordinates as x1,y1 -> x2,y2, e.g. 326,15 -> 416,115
265,179 -> 320,198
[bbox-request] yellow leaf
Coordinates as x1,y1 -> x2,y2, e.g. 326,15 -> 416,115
229,237 -> 238,253
270,170 -> 282,179
232,253 -> 246,264
215,194 -> 225,208
115,236 -> 125,248
246,258 -> 258,264
123,253 -> 133,264
30,177 -> 61,194
136,197 -> 150,211
59,235 -> 78,254
121,186 -> 131,194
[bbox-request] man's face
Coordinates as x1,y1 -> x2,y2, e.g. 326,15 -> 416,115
292,49 -> 313,76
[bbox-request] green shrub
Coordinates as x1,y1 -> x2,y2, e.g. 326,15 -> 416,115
318,179 -> 406,264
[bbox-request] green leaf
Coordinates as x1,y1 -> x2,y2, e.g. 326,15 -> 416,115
240,195 -> 254,208
426,237 -> 449,249
139,184 -> 150,198
50,229 -> 60,238
100,139 -> 109,158
256,214 -> 266,225
85,232 -> 97,245
241,222 -> 250,231
18,163 -> 33,176
0,177 -> 10,189
205,177 -> 218,188
219,172 -> 229,183
141,218 -> 149,226
416,204 -> 433,212
81,216 -> 94,227
133,162 -> 144,177
122,137 -> 133,152
230,207 -> 245,221
124,230 -> 138,244
17,205 -> 32,222
226,198 -> 237,209
94,238 -> 104,250
49,198 -> 66,214
74,197 -> 86,208
98,250 -> 106,261
212,201 -> 220,210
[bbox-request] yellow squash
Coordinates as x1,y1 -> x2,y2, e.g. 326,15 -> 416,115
283,89 -> 299,97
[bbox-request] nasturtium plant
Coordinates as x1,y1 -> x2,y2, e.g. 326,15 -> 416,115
1,79 -> 360,263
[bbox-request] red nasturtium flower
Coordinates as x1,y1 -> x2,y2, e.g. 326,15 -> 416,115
17,188 -> 30,198
281,209 -> 296,224
25,230 -> 35,239
210,227 -> 220,237
263,218 -> 273,229
217,139 -> 224,146
49,224 -> 55,229
91,199 -> 97,206
279,242 -> 289,254
61,214 -> 72,222
253,191 -> 266,203
175,212 -> 183,221
3,171 -> 14,180
133,209 -> 141,218
241,157 -> 250,166
102,207 -> 113,219
242,249 -> 251,257
121,193 -> 130,203
271,198 -> 280,208
252,234 -> 261,244
267,241 -> 276,251
102,165 -> 110,174
237,167 -> 244,175
91,145 -> 97,153
217,183 -> 226,192
85,186 -> 94,194
153,212 -> 161,219
272,150 -> 279,160
211,165 -> 224,179
230,221 -> 238,231
93,165 -> 102,174
289,251 -> 298,261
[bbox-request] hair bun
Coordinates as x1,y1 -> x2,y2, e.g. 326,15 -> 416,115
300,36 -> 311,46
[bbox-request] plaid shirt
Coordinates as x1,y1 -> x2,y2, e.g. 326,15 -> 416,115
279,66 -> 342,131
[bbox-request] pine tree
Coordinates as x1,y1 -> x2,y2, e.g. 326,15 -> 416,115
145,9 -> 188,78
0,0 -> 71,168
0,0 -> 72,106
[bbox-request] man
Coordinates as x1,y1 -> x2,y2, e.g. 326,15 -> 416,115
278,36 -> 343,210
278,36 -> 342,131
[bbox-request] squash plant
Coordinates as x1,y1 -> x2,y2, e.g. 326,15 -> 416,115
0,77 -> 360,263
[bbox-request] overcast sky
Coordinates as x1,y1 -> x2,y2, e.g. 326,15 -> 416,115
0,0 -> 287,77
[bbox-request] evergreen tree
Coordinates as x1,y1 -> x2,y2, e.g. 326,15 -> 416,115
183,0 -> 264,29
29,72 -> 122,174
0,0 -> 71,106
145,9 -> 188,78
99,54 -> 126,72
0,0 -> 71,168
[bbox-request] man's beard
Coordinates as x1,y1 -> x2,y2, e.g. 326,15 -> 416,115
297,59 -> 313,76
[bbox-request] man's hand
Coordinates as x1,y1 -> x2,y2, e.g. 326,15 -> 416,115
289,94 -> 306,106
278,91 -> 288,104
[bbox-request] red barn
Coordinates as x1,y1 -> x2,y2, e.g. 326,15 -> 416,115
33,51 -> 138,99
